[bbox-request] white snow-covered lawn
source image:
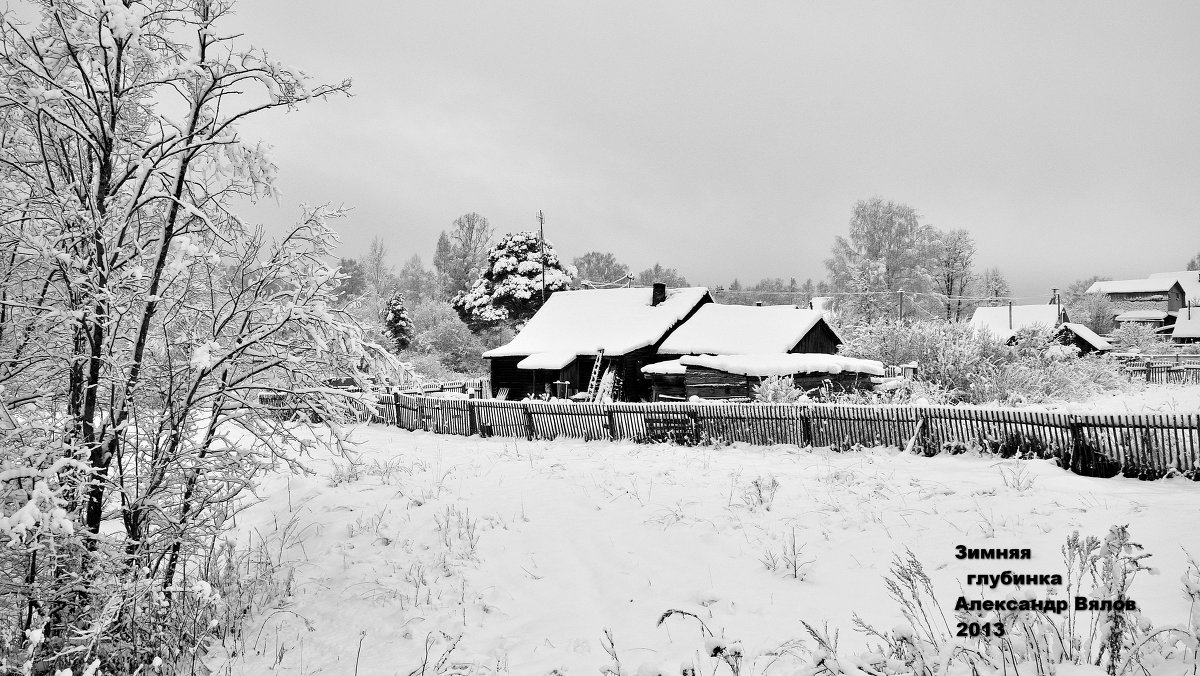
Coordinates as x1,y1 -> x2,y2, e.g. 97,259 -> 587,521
209,425 -> 1200,676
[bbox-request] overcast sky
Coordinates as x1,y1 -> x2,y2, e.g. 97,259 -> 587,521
231,1 -> 1200,300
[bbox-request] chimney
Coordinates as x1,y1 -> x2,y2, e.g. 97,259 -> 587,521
651,282 -> 667,306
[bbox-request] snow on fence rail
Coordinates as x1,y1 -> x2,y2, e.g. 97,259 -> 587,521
383,387 -> 1200,480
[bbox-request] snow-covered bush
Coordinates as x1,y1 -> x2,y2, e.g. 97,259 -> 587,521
452,232 -> 576,330
753,375 -> 808,403
1111,323 -> 1172,354
382,290 -> 414,352
840,321 -> 1130,405
839,320 -> 1009,398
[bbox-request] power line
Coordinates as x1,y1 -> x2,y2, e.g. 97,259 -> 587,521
710,288 -> 1044,302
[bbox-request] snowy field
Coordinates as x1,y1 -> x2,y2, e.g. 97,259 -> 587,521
206,418 -> 1200,676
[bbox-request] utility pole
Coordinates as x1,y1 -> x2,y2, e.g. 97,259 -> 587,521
897,289 -> 904,322
537,210 -> 546,303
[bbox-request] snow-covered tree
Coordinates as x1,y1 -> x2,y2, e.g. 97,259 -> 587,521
452,232 -> 575,330
0,1 -> 374,670
396,253 -> 440,302
382,291 -> 414,352
978,267 -> 1012,306
825,198 -> 937,317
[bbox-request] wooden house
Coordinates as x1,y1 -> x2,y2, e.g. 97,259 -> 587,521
482,284 -> 712,401
1086,279 -> 1186,328
968,303 -> 1065,343
1148,271 -> 1200,306
643,353 -> 885,401
639,304 -> 851,401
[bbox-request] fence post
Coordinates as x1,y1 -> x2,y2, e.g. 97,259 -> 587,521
607,408 -> 618,442
524,404 -> 536,441
799,407 -> 813,447
1068,417 -> 1085,475
468,400 -> 479,437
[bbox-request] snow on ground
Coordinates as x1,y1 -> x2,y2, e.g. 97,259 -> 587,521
208,426 -> 1200,675
1040,383 -> 1200,414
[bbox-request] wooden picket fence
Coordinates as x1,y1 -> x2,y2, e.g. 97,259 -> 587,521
260,378 -> 492,425
384,388 -> 1200,481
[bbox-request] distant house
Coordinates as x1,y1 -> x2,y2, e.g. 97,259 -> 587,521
482,284 -> 712,401
968,304 -> 1064,343
1085,279 -> 1186,328
643,354 -> 884,401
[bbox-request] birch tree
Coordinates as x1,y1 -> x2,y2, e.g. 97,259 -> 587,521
932,228 -> 976,321
0,1 -> 375,671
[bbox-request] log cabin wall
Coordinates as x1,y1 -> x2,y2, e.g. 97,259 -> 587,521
648,373 -> 686,401
684,366 -> 752,399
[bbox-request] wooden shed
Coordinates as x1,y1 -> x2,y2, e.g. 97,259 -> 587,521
642,354 -> 885,401
483,284 -> 712,401
1055,323 -> 1112,354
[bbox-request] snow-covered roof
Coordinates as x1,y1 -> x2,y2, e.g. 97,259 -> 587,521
1114,310 -> 1168,321
675,354 -> 886,378
1058,323 -> 1112,351
657,304 -> 837,355
1171,315 -> 1200,339
1148,271 -> 1200,303
516,352 -> 576,370
483,287 -> 711,360
641,358 -> 687,375
968,304 -> 1061,342
1085,279 -> 1181,295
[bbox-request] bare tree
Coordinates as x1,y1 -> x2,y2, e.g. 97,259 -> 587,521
1188,252 -> 1200,271
435,212 -> 494,297
635,263 -> 688,287
365,235 -> 393,293
0,1 -> 376,670
932,229 -> 977,320
977,267 -> 1012,306
573,251 -> 631,287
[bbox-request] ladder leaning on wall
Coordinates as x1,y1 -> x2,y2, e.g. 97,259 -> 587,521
585,348 -> 606,400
